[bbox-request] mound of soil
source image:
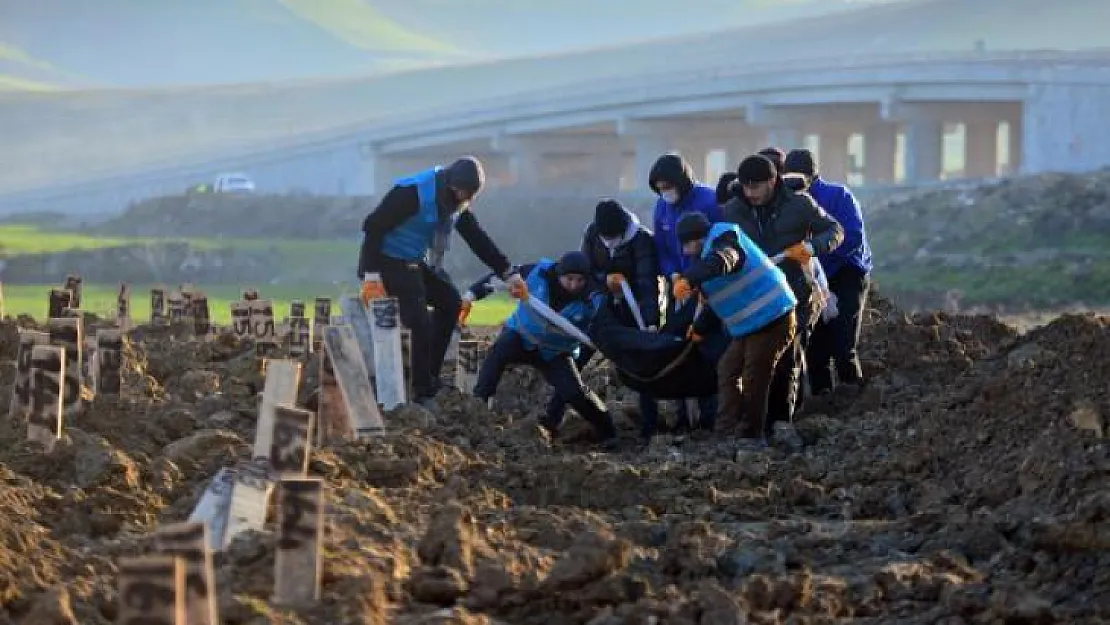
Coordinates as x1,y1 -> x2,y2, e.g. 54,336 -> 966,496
0,293 -> 1108,624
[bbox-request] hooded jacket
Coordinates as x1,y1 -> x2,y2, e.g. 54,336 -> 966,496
805,177 -> 872,277
648,154 -> 722,278
581,208 -> 661,328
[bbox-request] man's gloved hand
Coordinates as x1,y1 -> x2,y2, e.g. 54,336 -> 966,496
784,241 -> 815,264
458,292 -> 475,326
606,273 -> 625,293
686,326 -> 703,343
672,277 -> 694,302
360,277 -> 387,304
505,273 -> 529,300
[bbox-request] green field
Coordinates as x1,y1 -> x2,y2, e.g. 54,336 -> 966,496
1,283 -> 516,327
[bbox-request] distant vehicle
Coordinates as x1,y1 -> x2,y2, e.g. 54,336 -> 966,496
213,173 -> 256,194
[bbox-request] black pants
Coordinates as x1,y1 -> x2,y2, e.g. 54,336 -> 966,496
767,298 -> 814,431
474,331 -> 616,440
807,266 -> 870,393
542,346 -> 595,426
377,257 -> 461,398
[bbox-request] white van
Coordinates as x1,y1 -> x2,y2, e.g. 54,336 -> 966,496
214,173 -> 256,194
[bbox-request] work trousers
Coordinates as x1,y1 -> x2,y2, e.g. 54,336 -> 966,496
718,311 -> 796,439
474,331 -> 616,440
807,266 -> 870,393
767,297 -> 816,427
377,257 -> 461,398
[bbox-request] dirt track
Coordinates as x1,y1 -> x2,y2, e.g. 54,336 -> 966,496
0,294 -> 1108,624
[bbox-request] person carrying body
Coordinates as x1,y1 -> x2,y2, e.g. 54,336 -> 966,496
464,251 -> 620,451
721,154 -> 844,434
356,156 -> 525,408
672,212 -> 798,451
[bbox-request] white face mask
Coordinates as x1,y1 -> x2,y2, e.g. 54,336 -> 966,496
601,236 -> 622,249
661,190 -> 679,204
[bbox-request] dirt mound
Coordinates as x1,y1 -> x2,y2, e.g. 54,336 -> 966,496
0,294 -> 1108,623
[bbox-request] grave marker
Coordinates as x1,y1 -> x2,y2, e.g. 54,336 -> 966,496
230,301 -> 251,339
271,405 -> 314,479
192,294 -> 211,338
151,287 -> 167,326
273,478 -> 325,606
312,297 -> 331,352
117,283 -> 132,332
340,295 -> 376,377
48,289 -> 72,319
96,328 -> 123,395
368,297 -> 405,410
48,316 -> 83,418
223,457 -> 274,548
9,330 -> 48,419
28,345 -> 65,451
252,359 -> 302,462
456,340 -> 486,394
117,555 -> 186,625
401,328 -> 413,399
250,299 -> 278,357
63,274 -> 83,309
316,347 -> 353,446
151,522 -> 219,625
322,325 -> 385,437
186,467 -> 235,551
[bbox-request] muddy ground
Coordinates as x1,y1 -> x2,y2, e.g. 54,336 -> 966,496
0,294 -> 1108,624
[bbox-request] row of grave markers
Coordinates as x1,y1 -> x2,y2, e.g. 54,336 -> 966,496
108,282 -> 489,621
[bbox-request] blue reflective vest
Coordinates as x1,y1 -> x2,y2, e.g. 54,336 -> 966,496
381,167 -> 451,262
505,260 -> 596,361
700,223 -> 797,338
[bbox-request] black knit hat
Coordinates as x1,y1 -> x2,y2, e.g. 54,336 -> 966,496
556,251 -> 591,276
444,156 -> 486,195
758,147 -> 786,175
737,155 -> 778,185
715,172 -> 738,204
784,148 -> 818,178
676,212 -> 711,244
593,199 -> 630,238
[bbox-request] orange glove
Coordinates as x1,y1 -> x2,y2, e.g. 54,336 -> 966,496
507,275 -> 529,300
360,278 -> 386,304
672,277 -> 694,302
458,298 -> 473,326
686,326 -> 703,343
783,242 -> 815,264
605,273 -> 625,293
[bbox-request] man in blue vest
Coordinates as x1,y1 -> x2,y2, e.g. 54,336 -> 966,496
468,251 -> 619,451
784,149 -> 873,401
672,212 -> 798,451
357,156 -> 525,407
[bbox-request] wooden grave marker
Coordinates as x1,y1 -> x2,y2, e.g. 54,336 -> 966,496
456,340 -> 486,395
28,345 -> 65,451
186,467 -> 236,551
288,300 -> 311,358
96,328 -> 123,395
0,280 -> 5,318
252,359 -> 302,463
250,299 -> 279,357
151,522 -> 219,625
242,288 -> 259,301
340,295 -> 376,378
223,457 -> 274,549
63,274 -> 83,309
117,555 -> 186,625
322,325 -> 385,437
48,316 -> 84,418
271,405 -> 314,479
84,334 -> 99,397
444,326 -> 461,373
312,297 -> 331,352
316,345 -> 354,446
9,330 -> 48,419
273,477 -> 325,606
117,283 -> 132,331
167,290 -> 186,327
368,297 -> 406,410
151,287 -> 168,326
230,301 -> 251,339
48,288 -> 72,319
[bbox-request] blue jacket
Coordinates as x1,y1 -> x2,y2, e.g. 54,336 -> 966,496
504,260 -> 601,361
806,177 -> 872,277
652,183 -> 722,277
700,223 -> 797,338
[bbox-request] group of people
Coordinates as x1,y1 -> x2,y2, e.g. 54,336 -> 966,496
356,146 -> 872,453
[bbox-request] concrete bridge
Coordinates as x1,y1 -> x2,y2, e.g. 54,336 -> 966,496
3,50 -> 1110,215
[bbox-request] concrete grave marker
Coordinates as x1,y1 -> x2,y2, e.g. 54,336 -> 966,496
273,478 -> 325,606
368,297 -> 406,409
323,325 -> 385,437
28,345 -> 65,452
117,555 -> 186,625
151,522 -> 219,625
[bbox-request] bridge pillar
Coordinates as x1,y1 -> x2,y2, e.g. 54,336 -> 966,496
863,124 -> 897,185
964,120 -> 999,178
902,119 -> 944,183
631,134 -> 670,192
766,128 -> 803,153
1022,83 -> 1110,174
818,128 -> 852,183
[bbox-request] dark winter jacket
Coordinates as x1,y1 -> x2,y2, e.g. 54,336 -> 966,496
358,179 -> 511,279
466,262 -> 601,312
581,209 -> 661,328
648,154 -> 722,277
721,183 -> 844,306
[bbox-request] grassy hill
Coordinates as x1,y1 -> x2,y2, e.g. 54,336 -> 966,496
1,0 -> 1108,194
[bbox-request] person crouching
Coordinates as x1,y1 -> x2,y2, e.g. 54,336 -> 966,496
672,213 -> 797,451
470,251 -> 619,451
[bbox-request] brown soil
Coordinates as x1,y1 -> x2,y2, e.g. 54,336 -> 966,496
0,294 -> 1108,624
